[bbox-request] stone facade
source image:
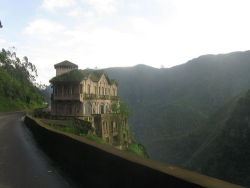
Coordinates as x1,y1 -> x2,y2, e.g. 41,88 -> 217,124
50,61 -> 131,148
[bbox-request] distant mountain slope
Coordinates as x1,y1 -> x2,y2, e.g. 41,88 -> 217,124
186,90 -> 250,186
104,50 -> 250,166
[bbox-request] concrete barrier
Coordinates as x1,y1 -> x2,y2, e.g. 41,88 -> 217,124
24,115 -> 245,188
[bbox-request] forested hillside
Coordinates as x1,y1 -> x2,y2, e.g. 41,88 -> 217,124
0,49 -> 45,112
104,51 -> 250,167
185,90 -> 250,186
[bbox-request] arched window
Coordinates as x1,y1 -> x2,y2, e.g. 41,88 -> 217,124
92,103 -> 96,114
94,86 -> 97,95
80,84 -> 83,94
88,84 -> 90,94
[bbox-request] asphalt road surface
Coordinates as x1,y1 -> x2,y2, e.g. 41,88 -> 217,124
0,112 -> 77,188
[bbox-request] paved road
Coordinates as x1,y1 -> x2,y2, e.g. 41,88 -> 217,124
0,112 -> 76,188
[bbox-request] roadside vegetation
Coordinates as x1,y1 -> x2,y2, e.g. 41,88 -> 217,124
41,119 -> 108,145
37,114 -> 148,158
0,48 -> 45,112
111,101 -> 149,157
127,143 -> 149,158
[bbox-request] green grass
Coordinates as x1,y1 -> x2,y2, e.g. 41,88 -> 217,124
40,118 -> 149,157
42,119 -> 148,156
127,143 -> 149,158
80,133 -> 108,144
42,119 -> 108,145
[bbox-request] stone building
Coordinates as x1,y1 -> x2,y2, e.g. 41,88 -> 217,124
50,60 -> 131,148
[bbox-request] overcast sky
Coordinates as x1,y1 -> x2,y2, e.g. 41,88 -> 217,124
1,0 -> 250,84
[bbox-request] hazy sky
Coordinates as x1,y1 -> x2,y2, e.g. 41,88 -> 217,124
1,0 -> 250,84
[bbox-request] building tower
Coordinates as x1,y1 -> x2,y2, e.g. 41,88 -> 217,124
54,60 -> 78,76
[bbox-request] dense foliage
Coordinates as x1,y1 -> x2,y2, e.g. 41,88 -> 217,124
0,48 -> 44,112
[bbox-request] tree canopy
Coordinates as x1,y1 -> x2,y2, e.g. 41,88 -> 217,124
111,101 -> 132,118
0,48 -> 44,111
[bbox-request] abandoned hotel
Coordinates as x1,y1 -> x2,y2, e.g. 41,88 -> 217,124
50,61 -> 131,148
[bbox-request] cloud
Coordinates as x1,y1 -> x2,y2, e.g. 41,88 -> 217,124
18,0 -> 250,85
0,38 -> 17,49
81,0 -> 117,16
21,16 -> 160,83
24,19 -> 66,40
41,0 -> 76,11
68,7 -> 83,17
0,39 -> 7,44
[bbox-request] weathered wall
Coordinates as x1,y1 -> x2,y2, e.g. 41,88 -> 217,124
24,116 -> 244,188
56,67 -> 76,76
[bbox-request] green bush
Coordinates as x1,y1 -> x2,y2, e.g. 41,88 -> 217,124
127,143 -> 149,158
46,121 -> 108,145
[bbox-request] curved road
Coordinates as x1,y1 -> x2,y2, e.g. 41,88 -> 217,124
0,112 -> 77,188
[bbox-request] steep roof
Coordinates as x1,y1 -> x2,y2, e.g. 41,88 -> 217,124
54,60 -> 78,68
50,69 -> 117,85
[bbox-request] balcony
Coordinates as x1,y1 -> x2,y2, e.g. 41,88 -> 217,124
82,94 -> 119,100
52,93 -> 119,101
83,94 -> 98,99
53,93 -> 81,101
99,95 -> 111,100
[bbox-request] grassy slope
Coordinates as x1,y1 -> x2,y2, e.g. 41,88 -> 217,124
0,96 -> 25,112
0,96 -> 44,112
0,68 -> 44,112
127,143 -> 149,158
40,119 -> 148,157
43,119 -> 108,144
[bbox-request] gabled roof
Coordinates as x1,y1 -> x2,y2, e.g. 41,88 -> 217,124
54,60 -> 78,68
50,69 -> 118,85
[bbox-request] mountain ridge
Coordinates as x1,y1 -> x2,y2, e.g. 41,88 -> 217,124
103,50 -> 250,167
